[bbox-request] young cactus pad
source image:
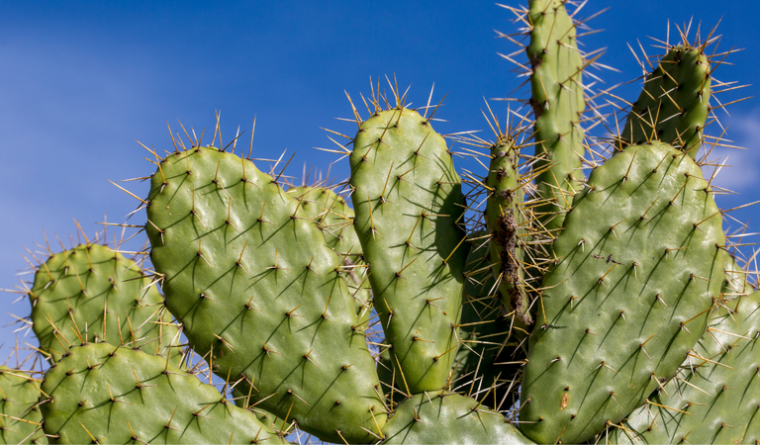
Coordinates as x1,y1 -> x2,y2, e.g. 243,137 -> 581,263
28,244 -> 180,364
350,106 -> 468,393
520,141 -> 726,444
39,342 -> 288,444
145,146 -> 386,443
527,0 -> 587,231
620,44 -> 711,158
612,290 -> 760,444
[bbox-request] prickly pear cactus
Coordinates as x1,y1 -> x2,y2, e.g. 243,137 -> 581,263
520,141 -> 726,444
28,244 -> 181,364
527,0 -> 587,231
612,290 -> 760,444
350,106 -> 468,394
621,44 -> 711,158
4,3 -> 753,445
39,342 -> 288,444
0,367 -> 46,444
145,146 -> 386,443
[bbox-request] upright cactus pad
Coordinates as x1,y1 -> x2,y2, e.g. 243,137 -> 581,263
350,106 -> 468,393
620,44 -> 711,158
612,290 -> 760,444
40,342 -> 287,444
146,146 -> 385,443
0,367 -> 46,444
520,141 -> 725,444
527,0 -> 587,231
381,392 -> 533,444
486,136 -> 530,325
29,244 -> 180,364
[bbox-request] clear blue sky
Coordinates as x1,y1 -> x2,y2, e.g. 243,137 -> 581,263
2,1 -> 759,360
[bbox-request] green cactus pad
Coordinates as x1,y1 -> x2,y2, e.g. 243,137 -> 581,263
520,141 -> 725,444
621,45 -> 711,158
350,107 -> 468,394
29,244 -> 180,364
40,342 -> 287,444
288,185 -> 371,316
0,367 -> 46,444
146,146 -> 385,444
612,290 -> 760,444
381,391 -> 533,444
486,138 -> 530,325
527,0 -> 587,231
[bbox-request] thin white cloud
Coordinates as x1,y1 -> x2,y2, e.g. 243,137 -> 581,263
702,108 -> 760,192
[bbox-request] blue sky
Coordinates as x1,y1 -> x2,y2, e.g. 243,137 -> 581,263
2,0 -> 759,361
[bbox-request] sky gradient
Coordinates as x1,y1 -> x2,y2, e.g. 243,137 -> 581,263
2,0 -> 759,360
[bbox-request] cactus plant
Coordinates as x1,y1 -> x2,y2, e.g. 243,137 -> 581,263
485,120 -> 532,327
2,1 -> 756,445
287,185 -> 372,317
381,392 -> 532,444
144,145 -> 387,444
